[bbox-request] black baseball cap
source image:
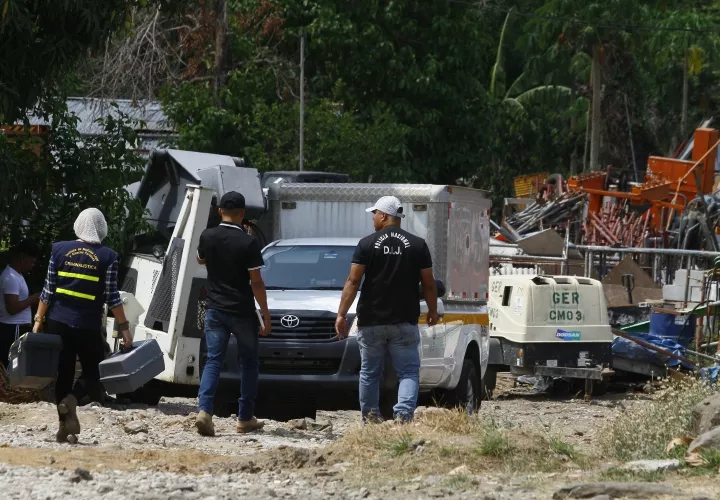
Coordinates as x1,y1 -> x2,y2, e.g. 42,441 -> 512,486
10,238 -> 40,258
219,191 -> 246,210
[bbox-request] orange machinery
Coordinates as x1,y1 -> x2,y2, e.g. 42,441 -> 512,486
567,128 -> 719,232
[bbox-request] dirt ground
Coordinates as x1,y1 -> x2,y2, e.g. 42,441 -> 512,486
0,374 -> 718,499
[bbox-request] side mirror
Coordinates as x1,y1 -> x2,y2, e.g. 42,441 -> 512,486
152,245 -> 166,260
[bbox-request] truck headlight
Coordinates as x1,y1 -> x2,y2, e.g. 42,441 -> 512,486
347,315 -> 358,337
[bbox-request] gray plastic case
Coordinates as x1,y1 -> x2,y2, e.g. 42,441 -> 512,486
7,333 -> 63,390
99,339 -> 165,395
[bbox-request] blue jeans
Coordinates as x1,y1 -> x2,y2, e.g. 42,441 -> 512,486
357,323 -> 421,420
198,309 -> 259,421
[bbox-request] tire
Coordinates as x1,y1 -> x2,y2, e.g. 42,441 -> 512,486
481,367 -> 497,401
438,358 -> 481,414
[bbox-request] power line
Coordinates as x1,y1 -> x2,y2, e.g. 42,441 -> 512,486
448,0 -> 720,34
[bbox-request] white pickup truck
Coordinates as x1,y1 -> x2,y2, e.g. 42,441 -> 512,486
257,236 -> 487,417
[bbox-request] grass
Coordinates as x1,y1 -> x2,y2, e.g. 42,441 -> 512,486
329,380 -> 718,488
549,435 -> 578,460
696,449 -> 720,470
600,467 -> 665,483
478,421 -> 513,457
599,377 -> 715,461
382,430 -> 414,457
445,474 -> 471,490
328,406 -> 591,487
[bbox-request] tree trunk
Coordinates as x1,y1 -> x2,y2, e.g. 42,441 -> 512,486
589,44 -> 602,172
681,36 -> 689,142
213,0 -> 228,103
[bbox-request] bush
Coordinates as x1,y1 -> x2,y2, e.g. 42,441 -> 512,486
600,378 -> 715,461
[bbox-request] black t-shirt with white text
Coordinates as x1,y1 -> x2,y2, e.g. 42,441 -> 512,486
197,223 -> 264,317
352,226 -> 433,327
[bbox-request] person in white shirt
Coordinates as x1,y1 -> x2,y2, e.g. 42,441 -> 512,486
0,239 -> 40,368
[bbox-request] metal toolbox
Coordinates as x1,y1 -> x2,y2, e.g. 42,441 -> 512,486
7,333 -> 63,390
99,339 -> 165,395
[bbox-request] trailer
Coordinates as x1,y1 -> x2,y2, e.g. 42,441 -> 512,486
486,274 -> 614,396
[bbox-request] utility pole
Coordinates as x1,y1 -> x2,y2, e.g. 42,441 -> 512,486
589,43 -> 602,172
299,31 -> 305,171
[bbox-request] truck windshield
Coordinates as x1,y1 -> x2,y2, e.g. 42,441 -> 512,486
261,245 -> 355,290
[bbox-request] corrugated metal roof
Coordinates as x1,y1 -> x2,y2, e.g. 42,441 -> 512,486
28,97 -> 176,136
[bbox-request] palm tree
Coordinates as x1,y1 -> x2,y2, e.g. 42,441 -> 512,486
490,9 -> 579,117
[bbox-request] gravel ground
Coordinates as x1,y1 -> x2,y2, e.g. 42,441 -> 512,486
0,375 -> 717,499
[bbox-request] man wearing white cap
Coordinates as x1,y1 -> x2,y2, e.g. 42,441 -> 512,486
336,196 -> 439,423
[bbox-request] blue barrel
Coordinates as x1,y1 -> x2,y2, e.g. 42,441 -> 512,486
649,311 -> 695,347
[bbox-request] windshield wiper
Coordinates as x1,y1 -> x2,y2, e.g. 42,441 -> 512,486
307,287 -> 343,290
265,286 -> 303,290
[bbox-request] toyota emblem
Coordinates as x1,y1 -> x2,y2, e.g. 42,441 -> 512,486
280,315 -> 300,328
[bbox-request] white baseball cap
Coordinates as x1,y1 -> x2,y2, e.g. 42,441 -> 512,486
366,196 -> 405,218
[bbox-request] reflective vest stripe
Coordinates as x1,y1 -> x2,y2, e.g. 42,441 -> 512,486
57,271 -> 100,282
56,288 -> 96,300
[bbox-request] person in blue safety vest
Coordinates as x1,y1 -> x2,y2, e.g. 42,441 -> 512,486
33,208 -> 133,443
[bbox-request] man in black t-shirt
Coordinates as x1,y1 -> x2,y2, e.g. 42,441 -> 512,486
336,196 -> 439,423
195,191 -> 272,437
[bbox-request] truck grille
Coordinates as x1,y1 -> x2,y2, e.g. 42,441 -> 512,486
267,315 -> 337,341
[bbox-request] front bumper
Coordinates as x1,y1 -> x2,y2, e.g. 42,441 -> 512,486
208,336 -> 395,391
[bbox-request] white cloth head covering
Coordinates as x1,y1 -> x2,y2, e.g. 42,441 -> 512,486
74,208 -> 108,244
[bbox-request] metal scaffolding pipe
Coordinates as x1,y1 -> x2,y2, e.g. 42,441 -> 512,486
571,244 -> 720,258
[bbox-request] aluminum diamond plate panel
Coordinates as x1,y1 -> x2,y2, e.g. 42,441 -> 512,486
268,183 -> 455,202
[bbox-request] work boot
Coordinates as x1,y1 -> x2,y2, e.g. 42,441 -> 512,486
56,420 -> 69,443
57,395 -> 80,435
236,417 -> 265,433
362,411 -> 384,425
393,412 -> 414,424
195,411 -> 215,437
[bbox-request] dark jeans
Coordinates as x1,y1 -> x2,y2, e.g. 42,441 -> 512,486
0,322 -> 31,369
47,319 -> 105,408
198,309 -> 259,421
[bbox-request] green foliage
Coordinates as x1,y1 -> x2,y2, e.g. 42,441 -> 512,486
0,0 -> 183,122
163,0 -> 500,184
0,97 -> 149,287
151,0 -> 720,206
163,83 -> 409,181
